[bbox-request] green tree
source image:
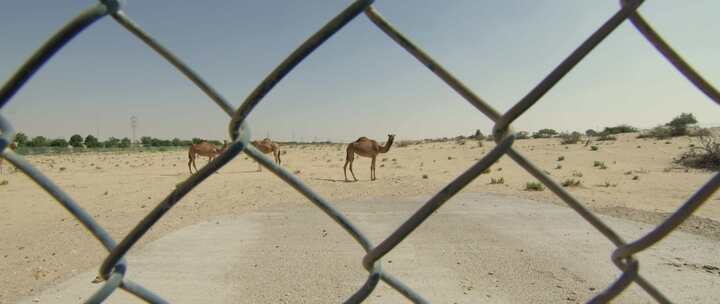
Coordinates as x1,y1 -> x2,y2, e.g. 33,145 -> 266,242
69,134 -> 84,147
585,129 -> 598,137
119,137 -> 132,148
172,138 -> 182,146
602,124 -> 637,135
140,136 -> 153,146
30,136 -> 48,147
472,130 -> 485,140
192,138 -> 204,144
49,138 -> 69,148
532,128 -> 558,139
84,134 -> 101,148
14,132 -> 28,146
666,113 -> 697,136
104,137 -> 120,148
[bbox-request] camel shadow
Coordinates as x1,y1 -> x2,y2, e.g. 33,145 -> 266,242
220,170 -> 261,174
311,178 -> 357,183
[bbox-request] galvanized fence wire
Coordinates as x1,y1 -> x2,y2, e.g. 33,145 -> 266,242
0,0 -> 718,302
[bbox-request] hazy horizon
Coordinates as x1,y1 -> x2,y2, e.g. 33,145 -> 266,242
2,1 -> 719,142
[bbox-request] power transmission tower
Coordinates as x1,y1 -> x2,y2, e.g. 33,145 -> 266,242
131,115 -> 137,147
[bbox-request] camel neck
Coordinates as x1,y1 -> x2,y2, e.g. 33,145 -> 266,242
380,137 -> 394,153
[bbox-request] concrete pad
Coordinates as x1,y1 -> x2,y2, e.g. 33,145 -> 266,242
18,193 -> 720,303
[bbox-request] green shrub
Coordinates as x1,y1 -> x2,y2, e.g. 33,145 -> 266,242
525,182 -> 544,191
561,179 -> 581,187
490,177 -> 504,184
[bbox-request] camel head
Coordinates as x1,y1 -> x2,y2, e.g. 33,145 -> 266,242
380,134 -> 395,153
218,140 -> 229,153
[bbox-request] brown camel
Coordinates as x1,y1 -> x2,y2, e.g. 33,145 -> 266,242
0,142 -> 17,175
188,140 -> 228,174
251,138 -> 281,171
344,134 -> 395,182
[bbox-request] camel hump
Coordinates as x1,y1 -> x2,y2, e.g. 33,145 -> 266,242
356,136 -> 370,142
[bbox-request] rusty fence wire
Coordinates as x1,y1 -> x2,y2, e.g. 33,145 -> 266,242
2,0 -> 719,303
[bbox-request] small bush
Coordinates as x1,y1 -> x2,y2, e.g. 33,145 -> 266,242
561,179 -> 581,187
675,133 -> 720,170
688,127 -> 712,138
597,134 -> 617,141
559,132 -> 582,145
572,171 -> 583,178
490,177 -> 504,184
598,181 -> 617,188
638,125 -> 673,140
525,182 -> 544,191
557,156 -> 565,161
593,161 -> 607,169
590,146 -> 599,151
555,164 -> 562,170
422,174 -> 428,179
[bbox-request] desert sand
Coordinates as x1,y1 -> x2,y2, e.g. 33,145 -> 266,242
1,133 -> 719,303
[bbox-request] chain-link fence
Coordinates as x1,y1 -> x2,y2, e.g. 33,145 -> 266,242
1,0 -> 719,303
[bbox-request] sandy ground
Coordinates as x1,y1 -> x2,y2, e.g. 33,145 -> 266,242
1,133 -> 719,303
14,193 -> 720,304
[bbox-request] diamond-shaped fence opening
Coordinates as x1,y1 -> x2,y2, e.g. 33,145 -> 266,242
1,0 -> 719,303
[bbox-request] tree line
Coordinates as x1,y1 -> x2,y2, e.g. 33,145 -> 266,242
11,133 -> 223,149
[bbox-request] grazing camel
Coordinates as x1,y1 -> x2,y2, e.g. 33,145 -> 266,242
187,140 -> 228,174
0,142 -> 17,175
344,134 -> 395,182
251,138 -> 281,172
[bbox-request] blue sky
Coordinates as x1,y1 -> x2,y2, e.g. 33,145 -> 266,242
1,1 -> 719,142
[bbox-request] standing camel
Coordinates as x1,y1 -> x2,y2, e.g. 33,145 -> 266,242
344,134 -> 395,182
0,142 -> 17,175
188,140 -> 228,174
251,138 -> 281,172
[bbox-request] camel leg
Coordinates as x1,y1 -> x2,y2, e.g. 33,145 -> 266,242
192,156 -> 200,174
348,159 -> 358,181
371,156 -> 376,181
188,155 -> 195,174
343,159 -> 350,182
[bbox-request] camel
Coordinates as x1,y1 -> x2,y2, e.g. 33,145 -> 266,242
188,140 -> 228,174
0,142 -> 17,175
251,138 -> 281,171
344,134 -> 395,182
